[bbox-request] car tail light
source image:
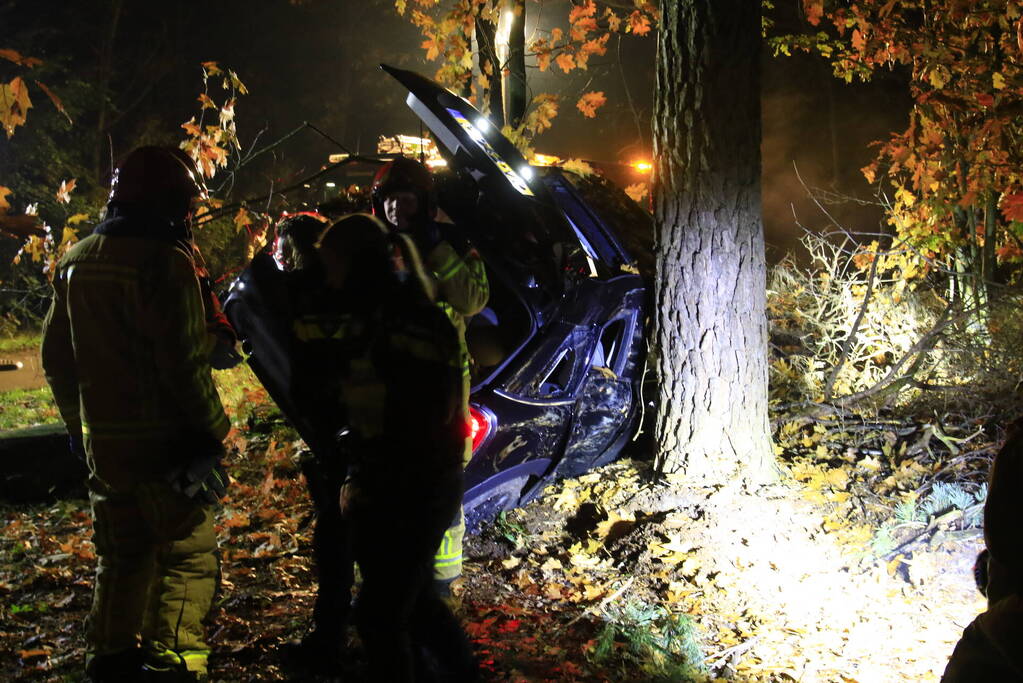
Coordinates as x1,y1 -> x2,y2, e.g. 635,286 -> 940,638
468,404 -> 491,453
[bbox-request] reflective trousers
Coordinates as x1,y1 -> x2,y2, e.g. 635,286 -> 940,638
87,474 -> 217,676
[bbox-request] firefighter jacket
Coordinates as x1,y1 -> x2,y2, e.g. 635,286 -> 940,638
41,209 -> 230,446
322,290 -> 466,514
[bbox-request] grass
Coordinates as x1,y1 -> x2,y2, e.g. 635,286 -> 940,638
0,386 -> 59,431
0,331 -> 41,354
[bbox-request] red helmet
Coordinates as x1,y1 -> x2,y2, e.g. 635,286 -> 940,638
108,146 -> 207,219
370,157 -> 436,223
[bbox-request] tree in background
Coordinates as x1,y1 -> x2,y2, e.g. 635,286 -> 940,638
774,1 -> 1023,325
398,0 -> 656,153
653,0 -> 773,481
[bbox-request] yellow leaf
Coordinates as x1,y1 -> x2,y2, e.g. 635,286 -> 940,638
562,158 -> 595,177
993,72 -> 1006,90
624,182 -> 648,203
544,583 -> 565,600
67,213 -> 90,225
928,65 -> 949,89
0,76 -> 33,138
540,557 -> 563,572
502,556 -> 521,570
395,0 -> 407,14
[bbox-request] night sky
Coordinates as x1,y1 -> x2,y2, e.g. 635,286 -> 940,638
3,0 -> 911,260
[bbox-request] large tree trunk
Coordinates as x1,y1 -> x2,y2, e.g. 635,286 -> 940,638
652,0 -> 773,483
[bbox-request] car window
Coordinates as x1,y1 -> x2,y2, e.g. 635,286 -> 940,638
553,171 -> 655,279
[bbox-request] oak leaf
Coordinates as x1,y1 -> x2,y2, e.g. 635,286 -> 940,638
555,52 -> 576,73
628,11 -> 652,36
575,91 -> 606,118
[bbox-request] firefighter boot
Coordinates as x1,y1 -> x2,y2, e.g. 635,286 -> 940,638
84,647 -> 143,683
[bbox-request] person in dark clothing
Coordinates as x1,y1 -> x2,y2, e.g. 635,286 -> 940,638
270,212 -> 357,676
371,157 -> 489,597
942,419 -> 1023,681
318,213 -> 479,682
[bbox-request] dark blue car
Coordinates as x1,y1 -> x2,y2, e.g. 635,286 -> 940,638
224,66 -> 649,531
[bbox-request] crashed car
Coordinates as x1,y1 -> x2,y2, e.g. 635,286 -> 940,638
224,65 -> 650,531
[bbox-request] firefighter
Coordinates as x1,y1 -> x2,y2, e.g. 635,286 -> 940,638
942,419 -> 1023,681
371,157 -> 489,597
320,213 -> 478,682
269,212 -> 357,676
41,146 -> 231,683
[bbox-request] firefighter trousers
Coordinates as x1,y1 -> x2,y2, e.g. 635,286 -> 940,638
301,451 -> 354,637
86,475 -> 217,676
352,495 -> 477,682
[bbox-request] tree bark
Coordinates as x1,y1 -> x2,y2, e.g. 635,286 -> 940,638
503,0 -> 527,128
475,13 -> 504,127
652,0 -> 773,483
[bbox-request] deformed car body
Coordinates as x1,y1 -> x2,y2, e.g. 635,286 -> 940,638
224,65 -> 650,531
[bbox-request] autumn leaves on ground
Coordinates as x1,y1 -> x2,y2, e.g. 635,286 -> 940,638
0,348 -> 992,682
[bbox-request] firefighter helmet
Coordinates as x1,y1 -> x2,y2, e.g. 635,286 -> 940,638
370,157 -> 436,224
108,146 -> 207,218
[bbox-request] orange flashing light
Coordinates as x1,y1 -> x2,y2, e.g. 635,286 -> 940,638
632,160 -> 653,173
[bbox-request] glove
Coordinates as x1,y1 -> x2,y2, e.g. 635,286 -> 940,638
68,429 -> 86,462
169,434 -> 229,505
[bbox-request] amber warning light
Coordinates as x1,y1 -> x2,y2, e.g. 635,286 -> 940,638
468,405 -> 492,453
632,160 -> 653,173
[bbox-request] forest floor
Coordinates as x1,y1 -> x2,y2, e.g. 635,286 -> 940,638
0,362 -> 992,682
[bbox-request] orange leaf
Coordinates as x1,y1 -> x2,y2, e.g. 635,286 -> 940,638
0,49 -> 42,67
605,9 -> 622,32
803,0 -> 823,26
628,11 -> 652,36
202,61 -> 222,75
568,0 -> 596,25
576,91 -> 607,118
0,185 -> 10,213
181,117 -> 201,137
55,179 -> 76,204
422,38 -> 440,61
536,49 -> 552,72
1001,193 -> 1023,222
555,52 -> 576,73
